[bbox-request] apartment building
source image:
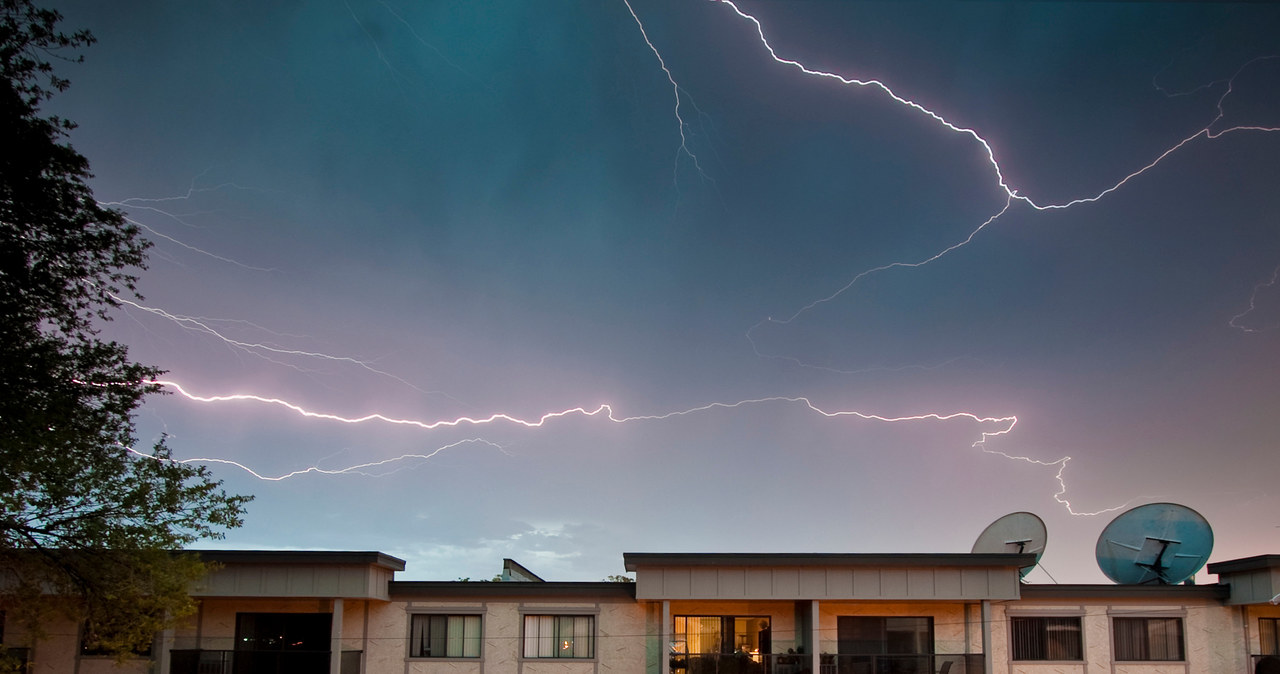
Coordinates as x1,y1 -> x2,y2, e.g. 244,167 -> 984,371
2,549 -> 1279,673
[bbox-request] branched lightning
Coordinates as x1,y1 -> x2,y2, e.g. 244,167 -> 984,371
100,181 -> 282,272
622,0 -> 709,184
1229,263 -> 1280,332
657,1 -> 1276,514
714,1 -> 1279,329
111,3 -> 1277,524
157,378 -> 1013,432
111,294 -> 429,392
155,377 -> 1108,515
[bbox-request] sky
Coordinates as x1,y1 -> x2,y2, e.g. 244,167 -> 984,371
44,0 -> 1280,583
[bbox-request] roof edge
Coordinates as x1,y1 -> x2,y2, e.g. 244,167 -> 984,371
623,552 -> 1037,571
188,550 -> 407,571
390,581 -> 636,599
1019,583 -> 1229,600
1207,555 -> 1280,576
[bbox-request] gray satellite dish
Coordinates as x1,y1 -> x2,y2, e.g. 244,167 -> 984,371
1095,502 -> 1213,585
972,512 -> 1047,578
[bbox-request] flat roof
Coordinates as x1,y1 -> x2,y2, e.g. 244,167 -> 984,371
1207,555 -> 1280,575
390,581 -> 636,599
1019,584 -> 1229,600
623,552 -> 1037,571
188,550 -> 407,571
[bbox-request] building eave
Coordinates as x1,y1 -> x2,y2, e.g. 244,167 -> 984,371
187,549 -> 407,572
389,581 -> 636,600
623,552 -> 1036,571
1018,583 -> 1230,601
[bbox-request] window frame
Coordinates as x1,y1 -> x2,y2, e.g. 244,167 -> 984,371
1007,614 -> 1084,662
1110,614 -> 1185,662
408,613 -> 483,660
521,614 -> 596,660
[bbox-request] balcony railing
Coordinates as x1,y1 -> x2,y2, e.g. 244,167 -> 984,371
0,648 -> 31,671
671,653 -> 982,674
168,649 -> 362,674
1253,654 -> 1280,673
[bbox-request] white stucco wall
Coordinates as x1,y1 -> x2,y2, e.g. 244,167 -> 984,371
989,596 -> 1243,674
377,596 -> 648,674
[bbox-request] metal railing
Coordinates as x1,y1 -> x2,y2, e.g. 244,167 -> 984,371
672,653 -> 982,674
1253,654 -> 1280,673
168,649 -> 363,674
821,654 -> 983,674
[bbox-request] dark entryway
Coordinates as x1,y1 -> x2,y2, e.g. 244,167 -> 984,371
233,613 -> 331,674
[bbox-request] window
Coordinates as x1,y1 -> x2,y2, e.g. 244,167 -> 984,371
837,617 -> 932,656
523,615 -> 594,659
1261,618 -> 1280,656
410,614 -> 482,658
673,616 -> 771,655
1112,617 -> 1184,661
1010,616 -> 1082,661
80,616 -> 154,657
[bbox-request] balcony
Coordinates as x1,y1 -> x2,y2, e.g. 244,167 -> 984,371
169,649 -> 362,674
671,653 -> 983,674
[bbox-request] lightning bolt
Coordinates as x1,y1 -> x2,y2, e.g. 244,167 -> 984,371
126,438 -> 509,481
112,3 -> 1275,525
1230,263 -> 1280,332
713,0 -> 1279,333
99,180 -> 283,272
622,0 -> 710,185
112,295 -> 436,395
153,377 -> 1114,515
613,1 -> 1277,516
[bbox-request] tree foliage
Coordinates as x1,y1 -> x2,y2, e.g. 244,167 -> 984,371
0,0 -> 251,663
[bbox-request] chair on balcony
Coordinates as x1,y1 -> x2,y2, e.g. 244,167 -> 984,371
937,662 -> 951,674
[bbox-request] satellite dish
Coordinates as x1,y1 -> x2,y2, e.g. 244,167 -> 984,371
972,512 -> 1047,578
1095,502 -> 1213,585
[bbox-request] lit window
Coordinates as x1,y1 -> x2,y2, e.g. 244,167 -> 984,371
1112,616 -> 1183,661
409,614 -> 482,659
1261,618 -> 1280,656
673,616 -> 770,656
1010,616 -> 1082,661
523,615 -> 594,659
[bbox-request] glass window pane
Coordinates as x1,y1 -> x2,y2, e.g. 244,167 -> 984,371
524,615 -> 592,659
1114,617 -> 1183,661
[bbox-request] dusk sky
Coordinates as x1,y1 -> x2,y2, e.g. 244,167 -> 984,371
48,1 -> 1280,583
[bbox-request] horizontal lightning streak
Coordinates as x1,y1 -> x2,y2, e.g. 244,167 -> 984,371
156,378 -> 1013,431
112,295 -> 428,392
126,438 -> 508,481
154,378 -> 1108,515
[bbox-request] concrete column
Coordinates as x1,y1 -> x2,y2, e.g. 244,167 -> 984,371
661,601 -> 671,674
331,598 -> 345,674
810,601 -> 820,674
155,625 -> 174,674
981,601 -> 991,674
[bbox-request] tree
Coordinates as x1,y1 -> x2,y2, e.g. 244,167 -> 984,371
0,0 -> 251,664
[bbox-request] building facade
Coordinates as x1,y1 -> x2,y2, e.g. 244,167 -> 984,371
3,551 -> 1280,673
